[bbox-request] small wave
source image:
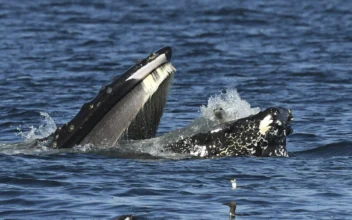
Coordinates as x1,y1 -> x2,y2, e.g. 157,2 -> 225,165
16,112 -> 57,142
0,112 -> 58,155
0,141 -> 61,155
0,176 -> 64,187
295,141 -> 352,157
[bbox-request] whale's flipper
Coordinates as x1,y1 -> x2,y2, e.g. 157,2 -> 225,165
49,47 -> 175,148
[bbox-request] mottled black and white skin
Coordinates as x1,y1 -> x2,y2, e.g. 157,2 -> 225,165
164,107 -> 293,157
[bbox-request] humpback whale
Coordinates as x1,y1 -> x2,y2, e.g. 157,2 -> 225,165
163,107 -> 293,157
36,46 -> 293,158
44,47 -> 176,149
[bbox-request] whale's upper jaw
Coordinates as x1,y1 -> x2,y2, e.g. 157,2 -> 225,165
49,47 -> 175,149
257,107 -> 293,135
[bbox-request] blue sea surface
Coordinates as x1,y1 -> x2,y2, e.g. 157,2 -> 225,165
0,0 -> 352,219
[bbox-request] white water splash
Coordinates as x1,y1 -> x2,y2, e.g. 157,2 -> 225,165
200,89 -> 260,122
16,112 -> 57,142
133,89 -> 261,159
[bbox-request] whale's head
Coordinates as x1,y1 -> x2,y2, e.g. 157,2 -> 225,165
161,106 -> 293,158
255,107 -> 294,157
48,47 -> 176,148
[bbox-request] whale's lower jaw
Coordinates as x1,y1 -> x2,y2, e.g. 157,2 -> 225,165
80,63 -> 175,146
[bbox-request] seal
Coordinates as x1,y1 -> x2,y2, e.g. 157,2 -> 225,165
164,107 -> 293,157
213,107 -> 227,123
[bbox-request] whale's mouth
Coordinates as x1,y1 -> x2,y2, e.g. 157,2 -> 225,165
49,47 -> 176,148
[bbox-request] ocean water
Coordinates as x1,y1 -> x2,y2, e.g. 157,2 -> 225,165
0,0 -> 352,219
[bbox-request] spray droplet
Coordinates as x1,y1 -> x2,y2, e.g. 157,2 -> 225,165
106,87 -> 112,94
89,104 -> 94,109
52,141 -> 57,148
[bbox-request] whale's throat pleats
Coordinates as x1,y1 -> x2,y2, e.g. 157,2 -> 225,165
79,63 -> 176,146
120,68 -> 173,141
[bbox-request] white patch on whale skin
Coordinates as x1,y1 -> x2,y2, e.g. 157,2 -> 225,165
277,145 -> 289,157
259,115 -> 273,135
211,128 -> 222,133
190,145 -> 208,157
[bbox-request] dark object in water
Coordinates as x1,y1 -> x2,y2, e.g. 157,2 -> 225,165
224,201 -> 237,218
112,214 -> 135,220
